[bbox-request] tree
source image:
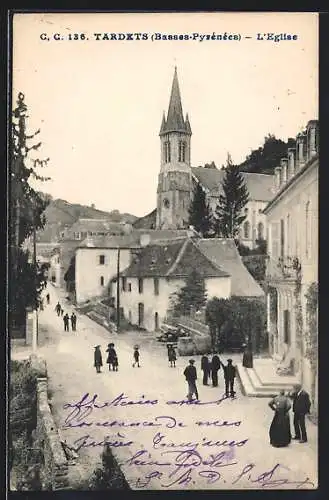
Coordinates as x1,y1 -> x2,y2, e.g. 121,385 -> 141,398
238,134 -> 296,175
10,92 -> 50,332
172,269 -> 207,317
214,153 -> 250,238
188,183 -> 213,237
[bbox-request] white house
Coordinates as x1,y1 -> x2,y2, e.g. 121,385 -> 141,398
264,119 -> 318,410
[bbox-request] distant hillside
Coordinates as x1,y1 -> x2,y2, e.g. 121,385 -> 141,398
36,195 -> 137,242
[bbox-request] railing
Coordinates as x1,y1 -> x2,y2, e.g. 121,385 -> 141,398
266,255 -> 301,280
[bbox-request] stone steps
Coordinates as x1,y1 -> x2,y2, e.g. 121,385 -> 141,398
237,362 -> 297,398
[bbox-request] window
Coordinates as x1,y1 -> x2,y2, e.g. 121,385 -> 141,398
164,141 -> 171,163
178,141 -> 186,162
138,278 -> 143,294
128,283 -> 132,292
99,254 -> 105,265
122,277 -> 127,291
154,278 -> 159,296
257,222 -> 264,240
283,310 -> 291,345
244,208 -> 249,214
243,221 -> 250,239
286,214 -> 290,255
100,276 -> 104,286
280,218 -> 285,258
163,198 -> 170,209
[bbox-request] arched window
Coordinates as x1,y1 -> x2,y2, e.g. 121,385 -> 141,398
178,141 -> 186,162
243,221 -> 250,239
164,140 -> 171,163
305,201 -> 311,258
257,222 -> 264,240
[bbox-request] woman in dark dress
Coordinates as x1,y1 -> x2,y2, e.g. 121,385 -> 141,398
242,344 -> 253,368
268,390 -> 292,447
94,346 -> 103,373
201,355 -> 210,385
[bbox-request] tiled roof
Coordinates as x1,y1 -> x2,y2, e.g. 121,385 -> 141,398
195,238 -> 264,297
192,167 -> 275,202
121,238 -> 230,279
132,209 -> 157,229
68,218 -> 127,235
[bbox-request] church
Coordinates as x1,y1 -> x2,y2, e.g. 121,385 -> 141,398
135,67 -> 276,249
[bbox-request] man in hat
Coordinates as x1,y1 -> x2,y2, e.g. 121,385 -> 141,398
222,359 -> 237,398
183,359 -> 199,402
94,346 -> 103,373
289,383 -> 311,443
132,346 -> 140,368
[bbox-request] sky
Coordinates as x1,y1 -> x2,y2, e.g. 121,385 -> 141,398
12,12 -> 318,217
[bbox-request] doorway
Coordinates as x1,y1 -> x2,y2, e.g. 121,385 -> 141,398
154,312 -> 159,331
138,303 -> 144,328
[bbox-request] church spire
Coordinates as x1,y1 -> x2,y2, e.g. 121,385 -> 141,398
160,67 -> 191,135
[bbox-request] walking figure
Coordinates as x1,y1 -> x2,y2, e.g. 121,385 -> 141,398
70,312 -> 77,331
94,345 -> 103,373
46,293 -> 50,305
222,359 -> 236,398
211,354 -> 221,387
201,355 -> 211,385
106,343 -> 118,371
55,302 -> 61,316
133,346 -> 140,367
167,344 -> 176,367
63,313 -> 70,332
289,384 -> 311,443
60,307 -> 64,316
183,359 -> 199,402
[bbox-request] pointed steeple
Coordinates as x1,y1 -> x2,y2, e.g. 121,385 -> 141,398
159,111 -> 166,135
160,67 -> 191,135
185,113 -> 192,136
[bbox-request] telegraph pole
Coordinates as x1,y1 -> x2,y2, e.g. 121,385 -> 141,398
116,248 -> 120,332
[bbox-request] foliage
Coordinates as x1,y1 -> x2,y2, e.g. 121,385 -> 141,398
204,161 -> 218,169
305,282 -> 318,405
188,183 -> 214,237
10,92 -> 50,326
171,269 -> 207,317
88,445 -> 131,490
214,153 -> 250,238
206,296 -> 267,353
242,255 -> 267,282
238,134 -> 296,175
293,261 -> 303,352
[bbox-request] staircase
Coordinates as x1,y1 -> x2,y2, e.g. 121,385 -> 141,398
237,357 -> 300,398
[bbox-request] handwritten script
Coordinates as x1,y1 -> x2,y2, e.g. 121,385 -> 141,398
62,393 -> 315,490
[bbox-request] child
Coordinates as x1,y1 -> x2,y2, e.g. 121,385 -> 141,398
132,346 -> 140,367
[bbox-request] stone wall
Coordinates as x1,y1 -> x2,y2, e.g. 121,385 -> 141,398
32,355 -> 70,490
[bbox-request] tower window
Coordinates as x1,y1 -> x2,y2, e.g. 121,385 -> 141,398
164,141 -> 171,163
179,141 -> 186,162
100,276 -> 104,286
163,198 -> 170,209
243,221 -> 250,239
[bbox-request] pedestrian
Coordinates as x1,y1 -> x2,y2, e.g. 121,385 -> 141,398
63,313 -> 70,332
268,390 -> 292,448
242,343 -> 253,368
288,384 -> 311,443
46,293 -> 50,305
55,302 -> 61,316
70,312 -> 77,332
106,343 -> 117,371
112,353 -> 119,372
168,344 -> 177,367
211,354 -> 221,387
94,346 -> 103,373
222,359 -> 237,398
183,359 -> 198,402
201,355 -> 211,385
133,345 -> 140,367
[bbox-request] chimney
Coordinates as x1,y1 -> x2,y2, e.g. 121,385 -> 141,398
287,148 -> 296,179
306,120 -> 318,160
140,233 -> 151,247
280,158 -> 288,184
274,167 -> 281,191
296,133 -> 305,170
91,203 -> 95,209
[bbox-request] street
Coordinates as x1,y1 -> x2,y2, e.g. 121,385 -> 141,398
15,284 -> 318,491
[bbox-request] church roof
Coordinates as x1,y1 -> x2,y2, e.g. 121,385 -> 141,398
195,238 -> 264,297
192,167 -> 275,202
120,238 -> 230,279
160,67 -> 192,136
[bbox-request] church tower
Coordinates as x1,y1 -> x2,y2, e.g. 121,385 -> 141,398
156,67 -> 192,229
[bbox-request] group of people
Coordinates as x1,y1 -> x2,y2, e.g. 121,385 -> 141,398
268,384 -> 311,447
93,344 -> 141,373
55,302 -> 77,332
184,356 -> 237,402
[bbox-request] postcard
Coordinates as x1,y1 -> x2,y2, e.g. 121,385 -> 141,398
9,11 -> 318,492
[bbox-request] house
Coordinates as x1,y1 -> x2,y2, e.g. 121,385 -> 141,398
112,237 -> 231,332
70,229 -> 196,305
263,119 -> 318,409
60,218 -> 132,241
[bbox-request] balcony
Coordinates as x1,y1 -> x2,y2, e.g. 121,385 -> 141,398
266,255 -> 301,282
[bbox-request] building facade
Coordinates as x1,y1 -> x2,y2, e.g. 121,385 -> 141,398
264,119 -> 318,409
